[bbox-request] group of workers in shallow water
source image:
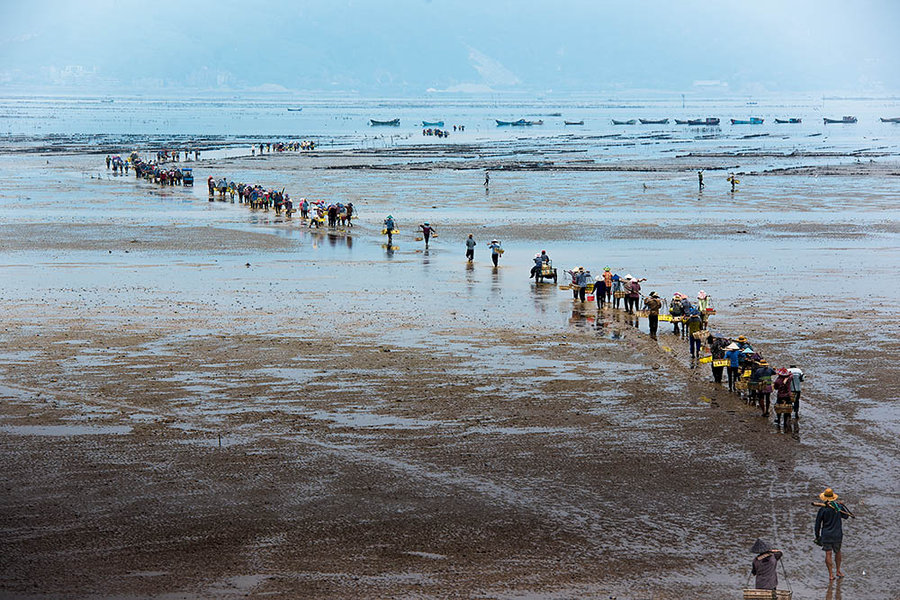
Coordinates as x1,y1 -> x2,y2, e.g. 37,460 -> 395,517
251,140 -> 316,155
545,259 -> 804,428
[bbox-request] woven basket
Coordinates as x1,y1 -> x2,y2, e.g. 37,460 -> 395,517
774,403 -> 793,414
614,291 -> 625,299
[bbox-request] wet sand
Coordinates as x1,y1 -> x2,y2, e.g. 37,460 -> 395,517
1,147 -> 898,599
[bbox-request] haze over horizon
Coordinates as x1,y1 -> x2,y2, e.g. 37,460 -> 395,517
1,0 -> 899,97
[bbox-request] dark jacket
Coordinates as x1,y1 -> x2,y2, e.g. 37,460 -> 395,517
751,551 -> 783,590
816,505 -> 847,544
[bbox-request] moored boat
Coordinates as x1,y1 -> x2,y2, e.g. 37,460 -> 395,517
527,119 -> 544,125
564,120 -> 584,125
674,119 -> 691,124
286,108 -> 303,112
496,119 -> 528,126
774,118 -> 802,124
687,117 -> 720,126
422,120 -> 444,127
880,117 -> 900,123
370,118 -> 400,126
612,119 -> 636,125
823,116 -> 857,124
730,117 -> 764,125
639,118 -> 669,124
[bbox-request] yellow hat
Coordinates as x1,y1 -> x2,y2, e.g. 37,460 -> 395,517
819,488 -> 839,502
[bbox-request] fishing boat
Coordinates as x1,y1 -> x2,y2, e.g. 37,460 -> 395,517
496,119 -> 529,126
422,120 -> 444,127
370,118 -> 400,126
564,120 -> 584,125
774,118 -> 802,124
823,116 -> 857,124
612,119 -> 636,125
880,117 -> 900,123
687,117 -> 720,126
527,119 -> 544,125
286,108 -> 303,112
639,118 -> 669,124
730,117 -> 764,125
674,119 -> 691,124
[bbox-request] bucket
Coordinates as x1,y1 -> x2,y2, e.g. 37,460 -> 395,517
587,294 -> 595,301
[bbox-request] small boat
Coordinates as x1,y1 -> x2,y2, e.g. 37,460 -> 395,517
730,117 -> 764,125
880,117 -> 900,123
674,119 -> 691,125
612,119 -> 636,125
422,120 -> 444,127
370,118 -> 400,126
823,116 -> 857,124
774,118 -> 802,124
564,120 -> 584,125
496,119 -> 529,126
639,118 -> 669,124
287,108 -> 303,112
527,119 -> 544,125
687,117 -> 720,126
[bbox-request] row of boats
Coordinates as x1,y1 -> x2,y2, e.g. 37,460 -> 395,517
370,115 -> 900,127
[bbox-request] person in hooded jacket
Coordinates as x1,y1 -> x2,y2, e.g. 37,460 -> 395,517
750,539 -> 783,590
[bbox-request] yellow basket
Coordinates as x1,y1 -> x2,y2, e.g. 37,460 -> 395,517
712,359 -> 729,368
698,356 -> 712,364
559,285 -> 572,291
658,314 -> 673,321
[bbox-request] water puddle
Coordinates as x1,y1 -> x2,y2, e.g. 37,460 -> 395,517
0,424 -> 132,436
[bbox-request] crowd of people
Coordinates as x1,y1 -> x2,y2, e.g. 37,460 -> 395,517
542,259 -> 806,429
130,153 -> 192,185
422,128 -> 450,137
251,141 -> 316,155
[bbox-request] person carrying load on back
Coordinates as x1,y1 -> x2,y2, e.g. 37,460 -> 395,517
627,275 -> 643,314
753,359 -> 775,417
611,273 -> 623,309
686,308 -> 703,358
773,367 -> 794,427
530,250 -> 549,279
670,293 -> 685,335
419,222 -> 436,248
602,267 -> 613,305
750,538 -> 783,591
643,291 -> 662,336
487,240 -> 503,266
592,269 -> 609,309
383,215 -> 396,246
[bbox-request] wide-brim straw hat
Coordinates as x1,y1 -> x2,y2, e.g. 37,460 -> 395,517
697,290 -> 708,299
649,291 -> 659,298
759,359 -> 769,365
819,488 -> 839,502
625,274 -> 634,280
750,538 -> 771,554
725,343 -> 740,350
737,335 -> 748,342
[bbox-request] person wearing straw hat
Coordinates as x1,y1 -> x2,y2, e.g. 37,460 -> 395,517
724,342 -> 741,391
815,488 -> 849,580
643,291 -> 662,336
750,538 -> 783,590
752,359 -> 776,416
487,239 -> 502,266
773,367 -> 794,427
669,293 -> 685,335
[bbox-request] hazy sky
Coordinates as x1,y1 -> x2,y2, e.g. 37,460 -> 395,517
1,0 -> 898,95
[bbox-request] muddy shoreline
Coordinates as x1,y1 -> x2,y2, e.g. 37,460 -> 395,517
1,147 -> 898,599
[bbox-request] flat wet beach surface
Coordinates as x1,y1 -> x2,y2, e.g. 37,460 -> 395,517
1,106 -> 899,599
